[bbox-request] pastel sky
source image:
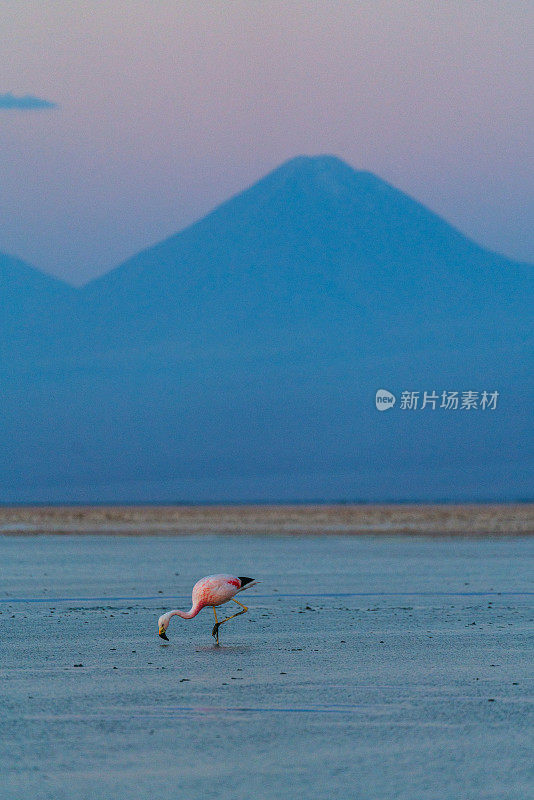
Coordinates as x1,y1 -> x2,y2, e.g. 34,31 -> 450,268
1,1 -> 533,284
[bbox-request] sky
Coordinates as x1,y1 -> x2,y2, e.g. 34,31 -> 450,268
1,1 -> 533,285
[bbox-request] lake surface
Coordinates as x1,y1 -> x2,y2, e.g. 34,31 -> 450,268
1,535 -> 532,799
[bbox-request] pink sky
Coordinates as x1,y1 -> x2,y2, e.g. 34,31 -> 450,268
1,1 -> 533,283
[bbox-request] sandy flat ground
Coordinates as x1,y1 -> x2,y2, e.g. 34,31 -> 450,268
1,534 -> 533,800
0,503 -> 532,535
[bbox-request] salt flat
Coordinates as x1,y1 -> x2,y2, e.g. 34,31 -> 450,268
1,503 -> 533,535
1,534 -> 532,799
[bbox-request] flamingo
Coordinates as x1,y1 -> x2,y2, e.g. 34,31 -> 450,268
157,575 -> 257,644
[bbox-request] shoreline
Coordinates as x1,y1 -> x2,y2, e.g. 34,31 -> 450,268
0,503 -> 532,536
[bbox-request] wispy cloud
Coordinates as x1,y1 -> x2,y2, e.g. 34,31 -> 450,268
0,92 -> 57,110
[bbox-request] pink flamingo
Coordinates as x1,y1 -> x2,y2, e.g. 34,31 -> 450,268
157,575 -> 257,644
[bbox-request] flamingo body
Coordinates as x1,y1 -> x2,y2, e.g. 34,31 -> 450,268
157,574 -> 256,641
192,574 -> 244,609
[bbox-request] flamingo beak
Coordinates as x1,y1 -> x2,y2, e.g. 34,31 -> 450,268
159,626 -> 169,640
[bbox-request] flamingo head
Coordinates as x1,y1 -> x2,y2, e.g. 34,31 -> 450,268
157,613 -> 170,640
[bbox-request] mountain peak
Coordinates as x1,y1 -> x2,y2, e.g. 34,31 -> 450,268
276,153 -> 364,173
265,154 -> 379,197
276,153 -> 355,173
83,154 -> 524,298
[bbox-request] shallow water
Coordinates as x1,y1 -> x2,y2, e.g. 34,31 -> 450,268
1,535 -> 533,800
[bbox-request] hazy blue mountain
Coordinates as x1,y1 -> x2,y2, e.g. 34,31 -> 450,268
1,156 -> 532,502
1,251 -> 76,367
1,250 -> 74,318
80,155 -> 530,352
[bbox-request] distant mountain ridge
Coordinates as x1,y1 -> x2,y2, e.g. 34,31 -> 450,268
82,155 -> 525,295
1,251 -> 71,294
1,156 -> 532,502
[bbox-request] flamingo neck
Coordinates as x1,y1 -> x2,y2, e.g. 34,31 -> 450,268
169,603 -> 202,620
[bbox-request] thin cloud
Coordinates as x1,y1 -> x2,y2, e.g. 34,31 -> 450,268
0,92 -> 57,110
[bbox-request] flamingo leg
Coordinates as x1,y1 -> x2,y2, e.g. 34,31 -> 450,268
212,606 -> 219,644
211,599 -> 248,642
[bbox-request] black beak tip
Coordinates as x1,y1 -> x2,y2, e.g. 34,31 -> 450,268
159,631 -> 169,641
238,576 -> 254,586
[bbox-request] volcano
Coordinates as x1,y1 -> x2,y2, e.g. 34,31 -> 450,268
1,156 -> 532,501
